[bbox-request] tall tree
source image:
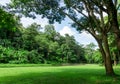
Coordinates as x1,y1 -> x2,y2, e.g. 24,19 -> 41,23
0,7 -> 23,49
44,25 -> 57,41
22,23 -> 41,50
0,8 -> 20,39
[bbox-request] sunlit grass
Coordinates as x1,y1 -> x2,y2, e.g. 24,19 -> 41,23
0,64 -> 120,84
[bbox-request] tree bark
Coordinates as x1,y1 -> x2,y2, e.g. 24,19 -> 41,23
95,35 -> 115,76
84,0 -> 116,76
97,40 -> 106,65
113,52 -> 117,66
102,34 -> 115,75
107,0 -> 120,55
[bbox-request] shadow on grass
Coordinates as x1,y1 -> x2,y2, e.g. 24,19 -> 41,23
0,68 -> 120,84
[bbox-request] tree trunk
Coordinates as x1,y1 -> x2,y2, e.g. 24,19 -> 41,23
97,40 -> 106,65
95,35 -> 115,76
113,52 -> 117,66
114,33 -> 120,55
103,34 -> 115,75
107,0 -> 120,55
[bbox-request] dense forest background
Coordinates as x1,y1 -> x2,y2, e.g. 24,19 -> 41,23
0,7 -> 104,64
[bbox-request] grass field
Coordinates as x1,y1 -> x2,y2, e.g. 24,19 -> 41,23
0,64 -> 120,84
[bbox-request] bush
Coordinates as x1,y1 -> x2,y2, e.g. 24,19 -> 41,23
0,45 -> 13,63
0,45 -> 29,63
27,50 -> 43,63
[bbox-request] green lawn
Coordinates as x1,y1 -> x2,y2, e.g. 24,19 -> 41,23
0,64 -> 120,84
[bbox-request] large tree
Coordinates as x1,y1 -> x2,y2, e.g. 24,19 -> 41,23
7,0 -> 120,75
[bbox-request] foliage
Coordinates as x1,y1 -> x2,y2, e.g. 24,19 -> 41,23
0,9 -> 86,64
92,50 -> 102,64
0,8 -> 20,39
0,45 -> 28,63
27,50 -> 44,64
84,43 -> 96,63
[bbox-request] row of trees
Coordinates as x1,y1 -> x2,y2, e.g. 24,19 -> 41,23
0,7 -> 104,64
0,8 -> 89,64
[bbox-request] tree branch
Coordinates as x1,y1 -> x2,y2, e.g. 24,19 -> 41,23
90,0 -> 108,13
62,12 -> 85,28
72,6 -> 88,19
